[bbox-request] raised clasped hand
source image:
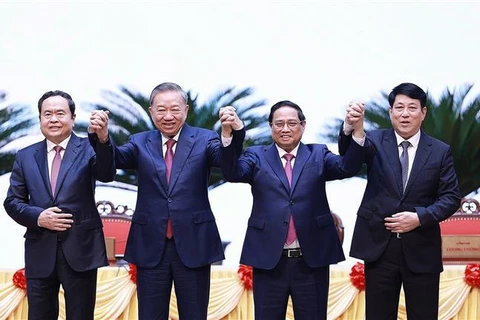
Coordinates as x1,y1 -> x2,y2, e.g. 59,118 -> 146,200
346,101 -> 365,126
219,106 -> 243,137
345,101 -> 365,137
88,110 -> 110,142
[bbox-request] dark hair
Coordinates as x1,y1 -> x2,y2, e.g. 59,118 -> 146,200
268,100 -> 306,123
149,82 -> 188,106
37,90 -> 76,115
388,83 -> 427,108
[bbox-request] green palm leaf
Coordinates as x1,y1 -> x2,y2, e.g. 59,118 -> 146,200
0,93 -> 39,174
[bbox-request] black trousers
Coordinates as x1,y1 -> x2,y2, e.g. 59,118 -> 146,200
26,243 -> 97,320
365,236 -> 440,320
253,255 -> 329,320
136,238 -> 211,320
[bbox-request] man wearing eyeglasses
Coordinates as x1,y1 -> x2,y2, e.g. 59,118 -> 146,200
219,100 -> 367,320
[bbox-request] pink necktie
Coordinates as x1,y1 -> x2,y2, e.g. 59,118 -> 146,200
283,153 -> 297,245
51,146 -> 62,195
165,139 -> 176,238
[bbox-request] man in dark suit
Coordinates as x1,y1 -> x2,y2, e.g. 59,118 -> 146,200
88,82 -> 245,320
340,83 -> 462,320
3,90 -> 115,320
219,100 -> 367,320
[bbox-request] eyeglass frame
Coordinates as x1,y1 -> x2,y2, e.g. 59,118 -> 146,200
270,120 -> 305,130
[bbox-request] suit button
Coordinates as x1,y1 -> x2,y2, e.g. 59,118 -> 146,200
168,198 -> 172,203
284,221 -> 288,225
290,201 -> 294,206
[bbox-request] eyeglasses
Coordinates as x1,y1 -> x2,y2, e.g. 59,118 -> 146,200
271,121 -> 304,129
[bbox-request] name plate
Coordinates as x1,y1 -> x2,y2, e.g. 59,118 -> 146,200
442,235 -> 480,259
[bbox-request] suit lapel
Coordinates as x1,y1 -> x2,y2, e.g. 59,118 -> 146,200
34,140 -> 51,196
403,132 -> 432,197
264,144 -> 290,193
382,130 -> 404,195
290,143 -> 310,193
168,125 -> 194,192
53,134 -> 81,198
146,130 -> 169,191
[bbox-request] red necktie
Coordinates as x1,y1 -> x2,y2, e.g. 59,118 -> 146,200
283,153 -> 297,245
165,139 -> 176,238
51,146 -> 62,195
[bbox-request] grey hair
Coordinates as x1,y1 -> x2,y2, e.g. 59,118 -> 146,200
149,82 -> 188,105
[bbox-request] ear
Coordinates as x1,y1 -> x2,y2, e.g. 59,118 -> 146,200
422,107 -> 427,120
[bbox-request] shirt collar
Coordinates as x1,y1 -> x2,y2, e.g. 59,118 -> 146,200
394,130 -> 421,148
46,135 -> 71,152
276,143 -> 300,158
161,128 -> 182,146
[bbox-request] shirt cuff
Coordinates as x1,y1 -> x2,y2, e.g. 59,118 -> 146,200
352,133 -> 365,146
221,135 -> 233,147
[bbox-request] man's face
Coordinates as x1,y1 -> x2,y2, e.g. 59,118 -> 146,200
270,106 -> 305,153
389,94 -> 426,140
149,90 -> 189,138
39,95 -> 75,144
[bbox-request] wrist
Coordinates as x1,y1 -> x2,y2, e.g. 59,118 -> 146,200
99,136 -> 110,144
353,129 -> 365,139
232,120 -> 245,131
343,122 -> 354,135
221,126 -> 233,137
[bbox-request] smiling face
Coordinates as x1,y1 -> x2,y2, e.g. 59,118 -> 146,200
389,94 -> 426,139
149,90 -> 189,138
270,106 -> 305,152
39,95 -> 75,144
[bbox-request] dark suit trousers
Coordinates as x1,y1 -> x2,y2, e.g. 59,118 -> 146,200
253,255 -> 329,320
26,243 -> 97,320
365,236 -> 440,320
136,238 -> 211,320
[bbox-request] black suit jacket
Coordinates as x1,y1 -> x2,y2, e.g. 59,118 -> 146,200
4,134 -> 115,278
340,129 -> 461,273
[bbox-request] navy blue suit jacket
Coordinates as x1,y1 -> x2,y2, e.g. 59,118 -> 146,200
221,131 -> 368,270
99,124 -> 245,268
340,129 -> 461,273
4,134 -> 115,278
